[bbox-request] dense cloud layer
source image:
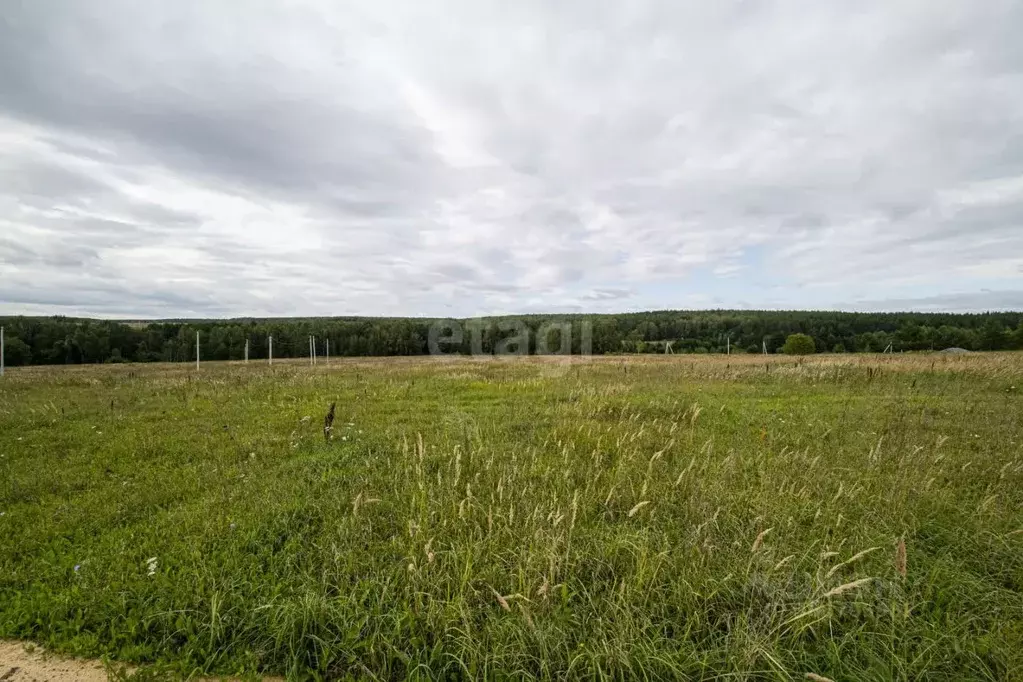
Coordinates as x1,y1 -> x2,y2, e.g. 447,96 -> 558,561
2,0 -> 1022,317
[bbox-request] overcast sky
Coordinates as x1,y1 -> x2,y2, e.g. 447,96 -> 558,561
2,1 -> 1022,319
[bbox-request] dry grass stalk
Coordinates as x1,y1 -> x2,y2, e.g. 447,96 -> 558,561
895,538 -> 907,578
805,674 -> 836,682
751,527 -> 773,553
323,401 -> 335,441
773,555 -> 795,571
628,501 -> 651,517
823,577 -> 874,598
491,587 -> 511,612
826,547 -> 879,578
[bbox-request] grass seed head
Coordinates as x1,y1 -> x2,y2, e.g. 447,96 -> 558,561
823,577 -> 874,598
628,501 -> 651,517
491,587 -> 511,612
751,527 -> 773,553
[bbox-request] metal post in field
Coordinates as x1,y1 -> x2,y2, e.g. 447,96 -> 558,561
326,338 -> 329,363
727,334 -> 730,355
196,331 -> 200,370
269,335 -> 273,365
313,336 -> 317,365
245,339 -> 249,364
1,326 -> 5,377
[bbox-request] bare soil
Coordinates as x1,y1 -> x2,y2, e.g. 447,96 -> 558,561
0,642 -> 283,681
0,642 -> 109,682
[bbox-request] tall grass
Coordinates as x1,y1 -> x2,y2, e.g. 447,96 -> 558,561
0,354 -> 1021,679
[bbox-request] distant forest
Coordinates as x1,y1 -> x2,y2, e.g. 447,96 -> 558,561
2,311 -> 1022,366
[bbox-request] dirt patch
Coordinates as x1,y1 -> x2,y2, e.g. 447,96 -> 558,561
0,642 -> 109,682
0,642 -> 284,681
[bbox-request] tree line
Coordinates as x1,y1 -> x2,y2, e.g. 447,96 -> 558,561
1,310 -> 1022,366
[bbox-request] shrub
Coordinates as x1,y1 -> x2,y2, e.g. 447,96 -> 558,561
782,333 -> 816,355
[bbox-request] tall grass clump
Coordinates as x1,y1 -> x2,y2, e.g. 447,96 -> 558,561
0,353 -> 1021,679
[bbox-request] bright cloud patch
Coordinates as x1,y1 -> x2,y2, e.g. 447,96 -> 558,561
1,0 -> 1022,317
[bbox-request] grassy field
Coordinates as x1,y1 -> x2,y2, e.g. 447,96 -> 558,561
1,354 -> 1022,680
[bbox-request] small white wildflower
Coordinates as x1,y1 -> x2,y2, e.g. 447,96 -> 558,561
342,436 -> 348,441
146,557 -> 158,576
16,437 -> 23,441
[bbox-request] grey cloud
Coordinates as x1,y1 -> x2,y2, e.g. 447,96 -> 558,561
840,290 -> 1023,313
582,288 -> 634,301
1,0 -> 1022,318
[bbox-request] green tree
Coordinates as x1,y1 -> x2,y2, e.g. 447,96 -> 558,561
2,335 -> 32,366
782,333 -> 816,355
832,343 -> 847,353
980,319 -> 1008,351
